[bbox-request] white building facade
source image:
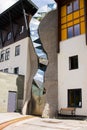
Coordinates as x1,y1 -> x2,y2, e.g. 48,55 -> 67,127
0,37 -> 30,76
58,34 -> 87,115
57,0 -> 87,116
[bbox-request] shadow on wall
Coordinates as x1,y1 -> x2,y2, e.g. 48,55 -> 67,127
16,75 -> 24,113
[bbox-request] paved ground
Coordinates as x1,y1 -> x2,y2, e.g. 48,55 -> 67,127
1,113 -> 87,130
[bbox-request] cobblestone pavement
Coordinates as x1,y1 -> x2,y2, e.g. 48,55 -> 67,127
1,113 -> 87,130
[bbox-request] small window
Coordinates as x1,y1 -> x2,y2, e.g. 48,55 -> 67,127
74,24 -> 80,36
73,0 -> 79,11
67,3 -> 73,14
0,70 -> 3,72
68,89 -> 82,108
67,24 -> 80,38
69,55 -> 78,70
4,68 -> 8,73
7,32 -> 12,40
14,67 -> 19,74
5,48 -> 10,60
67,0 -> 79,14
15,45 -> 20,56
19,26 -> 24,34
68,26 -> 73,38
0,51 -> 5,62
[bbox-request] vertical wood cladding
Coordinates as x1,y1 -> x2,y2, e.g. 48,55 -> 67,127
0,15 -> 30,48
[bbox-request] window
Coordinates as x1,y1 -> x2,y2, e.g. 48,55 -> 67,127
0,70 -> 3,72
4,68 -> 8,73
67,0 -> 79,14
74,24 -> 80,36
7,32 -> 12,40
15,45 -> 20,56
68,26 -> 73,38
68,89 -> 82,108
19,26 -> 24,34
5,48 -> 10,60
68,24 -> 80,38
67,3 -> 73,14
0,51 -> 5,62
73,0 -> 79,11
69,55 -> 78,70
14,67 -> 19,74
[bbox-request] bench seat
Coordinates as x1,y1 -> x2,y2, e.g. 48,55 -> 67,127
60,107 -> 76,115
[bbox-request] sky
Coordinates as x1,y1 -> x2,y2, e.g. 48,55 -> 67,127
0,0 -> 55,13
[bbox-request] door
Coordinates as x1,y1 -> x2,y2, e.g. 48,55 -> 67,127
7,91 -> 17,112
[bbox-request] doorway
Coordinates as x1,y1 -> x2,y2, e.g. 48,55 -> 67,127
7,91 -> 17,112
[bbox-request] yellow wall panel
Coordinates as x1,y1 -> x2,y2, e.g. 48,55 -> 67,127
61,6 -> 66,17
61,17 -> 66,24
80,17 -> 85,22
73,11 -> 79,19
61,29 -> 67,40
74,19 -> 80,24
80,9 -> 84,16
80,0 -> 84,9
61,24 -> 67,29
81,22 -> 85,34
67,22 -> 73,27
67,14 -> 73,22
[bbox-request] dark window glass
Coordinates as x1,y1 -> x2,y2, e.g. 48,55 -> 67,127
68,89 -> 82,108
68,24 -> 80,38
73,0 -> 79,11
74,24 -> 80,36
5,48 -> 10,60
4,68 -> 8,73
19,26 -> 24,34
67,0 -> 79,14
68,26 -> 73,38
15,45 -> 20,56
14,67 -> 19,74
69,55 -> 78,70
67,3 -> 73,14
7,32 -> 12,41
0,70 -> 3,72
0,51 -> 5,62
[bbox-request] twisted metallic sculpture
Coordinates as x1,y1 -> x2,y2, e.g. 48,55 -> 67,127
29,3 -> 56,115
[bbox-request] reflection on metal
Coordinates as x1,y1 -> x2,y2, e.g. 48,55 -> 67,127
30,3 -> 57,115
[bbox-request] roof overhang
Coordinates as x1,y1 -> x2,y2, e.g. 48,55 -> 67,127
54,0 -> 71,5
0,0 -> 38,28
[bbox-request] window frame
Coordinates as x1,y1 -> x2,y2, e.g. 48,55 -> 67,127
19,25 -> 24,35
69,55 -> 78,70
14,67 -> 19,74
73,0 -> 79,11
68,89 -> 82,108
67,24 -> 80,38
74,24 -> 80,36
4,68 -> 8,73
67,26 -> 74,38
5,48 -> 10,60
15,45 -> 20,56
7,32 -> 12,41
67,0 -> 79,14
67,2 -> 73,14
0,50 -> 5,62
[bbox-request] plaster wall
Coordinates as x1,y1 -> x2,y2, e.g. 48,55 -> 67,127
58,34 -> 87,115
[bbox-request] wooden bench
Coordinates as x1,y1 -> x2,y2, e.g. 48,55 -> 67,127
60,107 -> 76,115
